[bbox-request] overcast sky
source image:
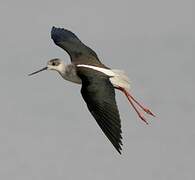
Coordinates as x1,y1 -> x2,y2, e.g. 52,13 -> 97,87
0,0 -> 194,179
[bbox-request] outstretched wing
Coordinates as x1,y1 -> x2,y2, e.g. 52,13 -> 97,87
51,26 -> 102,66
77,67 -> 123,154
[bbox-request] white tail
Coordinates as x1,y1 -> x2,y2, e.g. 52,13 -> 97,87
110,69 -> 130,90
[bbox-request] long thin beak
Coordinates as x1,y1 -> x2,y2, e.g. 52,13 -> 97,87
28,67 -> 48,76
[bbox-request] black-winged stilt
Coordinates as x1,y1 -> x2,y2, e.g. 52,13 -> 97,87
29,26 -> 155,154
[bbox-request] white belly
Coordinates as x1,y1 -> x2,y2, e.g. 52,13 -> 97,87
59,64 -> 82,84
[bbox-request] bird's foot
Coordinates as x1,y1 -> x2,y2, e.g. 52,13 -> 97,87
116,86 -> 154,124
142,108 -> 155,117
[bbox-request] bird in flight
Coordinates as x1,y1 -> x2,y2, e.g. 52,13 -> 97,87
29,26 -> 155,154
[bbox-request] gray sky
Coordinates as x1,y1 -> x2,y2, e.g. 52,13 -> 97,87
0,0 -> 194,179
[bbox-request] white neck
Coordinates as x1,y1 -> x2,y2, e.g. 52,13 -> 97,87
60,64 -> 82,84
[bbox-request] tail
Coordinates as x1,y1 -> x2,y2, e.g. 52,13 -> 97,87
110,69 -> 131,90
111,69 -> 155,124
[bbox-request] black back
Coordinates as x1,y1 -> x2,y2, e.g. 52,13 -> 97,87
77,67 -> 123,154
51,27 -> 103,66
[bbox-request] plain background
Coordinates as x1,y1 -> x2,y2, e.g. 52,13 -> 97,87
0,0 -> 194,179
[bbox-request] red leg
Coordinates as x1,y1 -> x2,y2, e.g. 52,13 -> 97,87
126,95 -> 149,125
116,87 -> 149,125
125,90 -> 155,117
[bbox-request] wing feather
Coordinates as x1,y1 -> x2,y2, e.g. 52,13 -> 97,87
78,67 -> 123,154
51,26 -> 102,65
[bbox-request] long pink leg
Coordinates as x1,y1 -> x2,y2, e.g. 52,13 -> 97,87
116,87 -> 149,124
125,90 -> 155,117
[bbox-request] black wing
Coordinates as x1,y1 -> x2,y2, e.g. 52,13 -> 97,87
77,67 -> 122,154
51,26 -> 102,65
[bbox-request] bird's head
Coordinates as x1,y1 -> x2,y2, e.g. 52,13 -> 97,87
47,58 -> 65,72
28,58 -> 65,76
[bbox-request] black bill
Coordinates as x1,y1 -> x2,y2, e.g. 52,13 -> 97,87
28,67 -> 48,76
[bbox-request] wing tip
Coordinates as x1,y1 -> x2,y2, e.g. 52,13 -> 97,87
51,26 -> 80,43
116,137 -> 123,154
116,144 -> 122,155
51,26 -> 62,42
51,26 -> 57,37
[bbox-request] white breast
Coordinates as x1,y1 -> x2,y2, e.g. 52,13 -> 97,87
60,64 -> 82,84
